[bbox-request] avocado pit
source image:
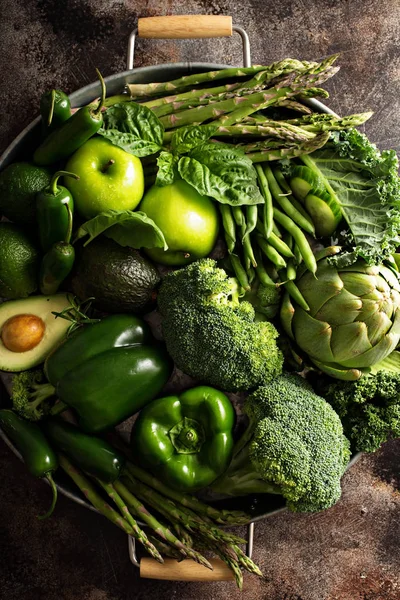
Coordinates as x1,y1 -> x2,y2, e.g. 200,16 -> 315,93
1,314 -> 46,353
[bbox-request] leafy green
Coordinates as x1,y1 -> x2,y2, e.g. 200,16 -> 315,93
171,124 -> 217,154
98,102 -> 164,157
155,151 -> 179,186
73,209 -> 168,250
293,129 -> 400,265
178,142 -> 264,206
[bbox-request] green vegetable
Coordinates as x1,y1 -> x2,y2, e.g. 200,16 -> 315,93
131,386 -> 235,493
33,70 -> 106,166
304,189 -> 342,237
292,129 -> 400,264
43,418 -> 125,482
243,279 -> 280,320
283,247 -> 400,380
73,208 -> 167,250
98,102 -> 164,157
313,366 -> 400,453
158,259 -> 283,392
39,204 -> 75,295
43,314 -> 173,433
11,369 -> 56,421
0,409 -> 58,518
212,374 -> 351,513
36,170 -> 78,253
40,89 -> 71,136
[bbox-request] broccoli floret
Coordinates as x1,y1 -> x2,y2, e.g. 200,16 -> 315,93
212,374 -> 351,513
158,259 -> 283,392
243,280 -> 281,320
11,369 -> 56,421
316,371 -> 400,453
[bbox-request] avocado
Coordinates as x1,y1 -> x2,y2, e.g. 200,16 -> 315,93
0,294 -> 72,372
0,222 -> 39,299
71,237 -> 160,313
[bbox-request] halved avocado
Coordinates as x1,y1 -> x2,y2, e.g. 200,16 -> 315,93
0,294 -> 72,372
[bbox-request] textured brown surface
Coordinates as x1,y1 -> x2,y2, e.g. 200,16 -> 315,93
1,1 -> 400,599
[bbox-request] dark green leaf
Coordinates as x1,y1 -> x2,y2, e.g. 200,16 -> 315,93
178,142 -> 264,206
98,102 -> 164,157
171,124 -> 217,154
73,209 -> 167,250
156,151 -> 179,186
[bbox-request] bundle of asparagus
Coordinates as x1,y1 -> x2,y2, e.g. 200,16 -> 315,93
59,453 -> 258,589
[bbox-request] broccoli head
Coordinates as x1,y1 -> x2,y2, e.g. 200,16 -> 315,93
158,259 -> 283,392
315,371 -> 400,452
11,369 -> 56,421
213,374 -> 351,513
243,280 -> 281,320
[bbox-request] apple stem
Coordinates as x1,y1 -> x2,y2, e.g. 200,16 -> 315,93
101,159 -> 115,173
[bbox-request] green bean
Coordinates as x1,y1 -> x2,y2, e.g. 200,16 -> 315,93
247,265 -> 256,285
294,243 -> 303,265
232,206 -> 245,228
284,281 -> 310,311
282,232 -> 293,250
264,166 -> 315,236
230,253 -> 250,291
219,205 -> 236,253
273,168 -> 314,227
273,208 -> 317,274
286,259 -> 297,281
272,222 -> 282,238
244,205 -> 258,239
254,246 -> 276,286
268,232 -> 294,258
255,164 -> 273,239
243,233 -> 257,268
255,234 -> 287,269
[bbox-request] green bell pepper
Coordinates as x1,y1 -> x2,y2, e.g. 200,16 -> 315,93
130,386 -> 235,493
45,314 -> 173,434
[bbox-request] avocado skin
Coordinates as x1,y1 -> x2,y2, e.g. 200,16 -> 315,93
71,237 -> 160,313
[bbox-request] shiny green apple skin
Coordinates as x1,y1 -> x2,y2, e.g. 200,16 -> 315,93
140,180 -> 219,266
65,137 -> 144,219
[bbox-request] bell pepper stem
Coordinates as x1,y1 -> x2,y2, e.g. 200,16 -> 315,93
64,204 -> 73,245
49,170 -> 80,196
48,90 -> 56,127
37,473 -> 58,520
94,69 -> 106,116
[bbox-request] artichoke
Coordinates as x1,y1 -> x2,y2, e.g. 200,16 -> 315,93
281,247 -> 400,380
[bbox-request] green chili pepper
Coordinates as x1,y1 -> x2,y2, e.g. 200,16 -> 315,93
131,386 -> 235,493
0,409 -> 58,519
44,314 -> 173,433
40,89 -> 71,137
42,418 -> 125,483
39,204 -> 75,295
33,70 -> 106,166
36,170 -> 79,252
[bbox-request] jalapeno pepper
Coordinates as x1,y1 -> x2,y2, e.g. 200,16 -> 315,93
36,170 -> 78,252
40,89 -> 71,137
42,418 -> 125,483
0,409 -> 58,519
33,70 -> 106,166
39,203 -> 75,295
130,386 -> 236,493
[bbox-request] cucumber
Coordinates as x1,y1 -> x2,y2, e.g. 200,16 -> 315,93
289,166 -> 325,202
304,190 -> 342,237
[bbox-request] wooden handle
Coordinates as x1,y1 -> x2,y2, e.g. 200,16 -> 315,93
140,558 -> 235,582
138,15 -> 232,39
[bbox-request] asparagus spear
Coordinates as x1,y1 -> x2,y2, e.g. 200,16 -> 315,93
284,110 -> 373,130
123,461 -> 250,525
247,131 -> 330,162
215,123 -> 315,142
147,535 -> 183,560
96,478 -> 164,563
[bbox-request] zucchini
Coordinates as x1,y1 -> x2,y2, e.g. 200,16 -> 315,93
304,190 -> 342,237
289,166 -> 325,202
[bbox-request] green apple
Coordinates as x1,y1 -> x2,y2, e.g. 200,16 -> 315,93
140,180 -> 219,266
65,137 -> 144,219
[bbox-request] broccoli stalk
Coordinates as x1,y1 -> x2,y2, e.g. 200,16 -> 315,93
11,370 -> 57,421
212,374 -> 351,513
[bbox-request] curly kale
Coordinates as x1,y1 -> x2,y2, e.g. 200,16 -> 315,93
316,371 -> 400,452
212,374 -> 351,513
157,258 -> 283,392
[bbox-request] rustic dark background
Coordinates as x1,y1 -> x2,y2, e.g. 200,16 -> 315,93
1,1 -> 400,599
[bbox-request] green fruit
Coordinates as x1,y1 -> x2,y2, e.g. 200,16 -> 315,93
0,294 -> 72,371
0,162 -> 51,226
65,137 -> 145,219
140,180 -> 219,266
0,223 -> 39,299
71,237 -> 160,313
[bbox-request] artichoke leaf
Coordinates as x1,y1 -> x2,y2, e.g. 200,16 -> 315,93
362,311 -> 393,346
340,329 -> 400,368
280,292 -> 295,340
292,309 -> 335,363
315,289 -> 362,326
310,358 -> 363,381
296,262 -> 343,315
339,272 -> 377,296
330,321 -> 372,363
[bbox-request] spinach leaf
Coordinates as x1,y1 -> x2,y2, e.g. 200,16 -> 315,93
74,209 -> 167,250
178,142 -> 264,206
171,124 -> 217,154
156,151 -> 179,186
98,102 -> 164,157
295,129 -> 400,264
